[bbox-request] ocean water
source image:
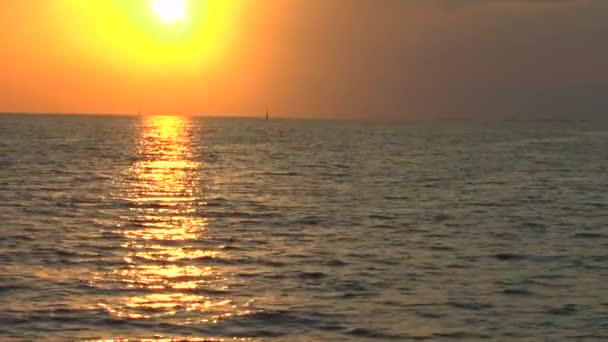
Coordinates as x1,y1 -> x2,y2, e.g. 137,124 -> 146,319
0,114 -> 607,341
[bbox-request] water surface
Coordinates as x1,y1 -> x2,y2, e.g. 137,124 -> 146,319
0,114 -> 607,341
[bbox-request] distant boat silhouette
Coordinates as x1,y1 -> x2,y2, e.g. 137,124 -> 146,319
265,109 -> 269,121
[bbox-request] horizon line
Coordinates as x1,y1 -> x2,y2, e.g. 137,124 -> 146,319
0,111 -> 605,124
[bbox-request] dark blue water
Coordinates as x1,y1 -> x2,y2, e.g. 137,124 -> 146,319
0,114 -> 607,341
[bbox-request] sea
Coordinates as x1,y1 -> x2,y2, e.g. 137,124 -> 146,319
0,114 -> 606,341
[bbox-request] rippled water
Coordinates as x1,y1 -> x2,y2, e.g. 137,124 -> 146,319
0,114 -> 607,341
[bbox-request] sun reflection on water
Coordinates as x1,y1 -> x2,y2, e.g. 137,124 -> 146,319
98,115 -> 251,327
93,339 -> 252,342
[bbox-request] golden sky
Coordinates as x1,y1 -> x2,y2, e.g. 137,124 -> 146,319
0,0 -> 607,118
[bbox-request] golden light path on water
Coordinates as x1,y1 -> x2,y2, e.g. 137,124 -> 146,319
95,116 -> 253,339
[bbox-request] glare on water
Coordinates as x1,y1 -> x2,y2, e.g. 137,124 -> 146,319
96,115 -> 249,324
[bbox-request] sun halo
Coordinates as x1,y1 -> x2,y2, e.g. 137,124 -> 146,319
151,0 -> 188,23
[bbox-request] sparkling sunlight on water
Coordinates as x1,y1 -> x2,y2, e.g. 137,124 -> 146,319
96,115 -> 252,329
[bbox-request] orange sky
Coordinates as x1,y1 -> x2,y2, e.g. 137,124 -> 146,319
0,0 -> 607,118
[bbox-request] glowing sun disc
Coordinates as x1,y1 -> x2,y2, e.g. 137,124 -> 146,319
151,0 -> 187,23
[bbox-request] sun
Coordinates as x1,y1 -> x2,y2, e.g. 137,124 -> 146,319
151,0 -> 188,23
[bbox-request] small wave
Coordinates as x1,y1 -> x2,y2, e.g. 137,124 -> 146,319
231,219 -> 261,225
414,311 -> 444,319
291,216 -> 322,226
197,197 -> 228,207
99,231 -> 124,240
546,304 -> 578,316
295,271 -> 327,280
494,253 -> 527,261
324,259 -> 348,267
503,288 -> 533,296
260,171 -> 301,177
346,327 -> 404,339
383,196 -> 409,200
448,301 -> 493,310
567,334 -> 608,340
368,214 -> 398,220
428,245 -> 456,251
521,222 -> 547,231
433,331 -> 492,339
196,210 -> 278,220
334,280 -> 369,293
418,212 -> 452,222
370,223 -> 400,231
229,309 -> 344,335
260,259 -> 287,267
572,232 -> 607,239
0,284 -> 22,293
